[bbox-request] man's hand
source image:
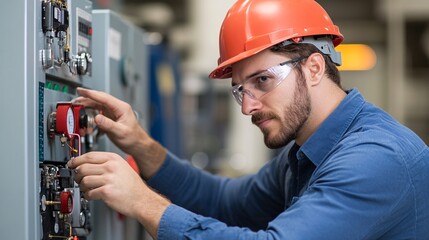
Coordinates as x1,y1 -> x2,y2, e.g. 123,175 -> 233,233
75,87 -> 145,156
75,87 -> 167,179
68,151 -> 171,238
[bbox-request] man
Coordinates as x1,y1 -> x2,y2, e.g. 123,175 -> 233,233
68,0 -> 429,239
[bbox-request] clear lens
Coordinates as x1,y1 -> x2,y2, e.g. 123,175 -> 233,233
231,58 -> 301,105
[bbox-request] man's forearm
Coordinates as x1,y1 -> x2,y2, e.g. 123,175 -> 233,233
133,137 -> 167,180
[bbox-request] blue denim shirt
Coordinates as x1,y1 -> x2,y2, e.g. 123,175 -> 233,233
148,89 -> 429,239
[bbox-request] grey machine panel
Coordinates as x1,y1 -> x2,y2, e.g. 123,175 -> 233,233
90,9 -> 149,157
1,0 -> 93,239
40,1 -> 96,239
0,2 -> 149,239
89,10 -> 150,240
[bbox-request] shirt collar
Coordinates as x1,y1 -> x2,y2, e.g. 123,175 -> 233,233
298,88 -> 365,166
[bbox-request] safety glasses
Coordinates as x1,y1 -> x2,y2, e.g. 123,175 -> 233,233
231,57 -> 306,106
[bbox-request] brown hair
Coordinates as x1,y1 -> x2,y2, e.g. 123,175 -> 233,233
270,43 -> 342,88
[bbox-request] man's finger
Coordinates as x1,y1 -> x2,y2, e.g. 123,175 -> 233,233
67,151 -> 115,168
74,163 -> 105,183
77,87 -> 129,118
73,96 -> 104,109
79,175 -> 105,192
83,187 -> 103,201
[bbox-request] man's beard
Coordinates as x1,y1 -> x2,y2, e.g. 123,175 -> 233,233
252,75 -> 311,149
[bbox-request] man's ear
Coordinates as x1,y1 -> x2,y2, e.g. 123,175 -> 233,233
304,52 -> 325,86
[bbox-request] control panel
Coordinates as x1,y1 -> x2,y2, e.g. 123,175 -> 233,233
41,0 -> 92,84
0,1 -> 150,239
39,1 -> 95,239
40,102 -> 97,240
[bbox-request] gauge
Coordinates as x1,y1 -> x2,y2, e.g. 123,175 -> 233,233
55,103 -> 75,138
60,191 -> 73,214
66,107 -> 75,137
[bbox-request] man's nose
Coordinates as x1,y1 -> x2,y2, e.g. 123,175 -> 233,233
241,92 -> 262,115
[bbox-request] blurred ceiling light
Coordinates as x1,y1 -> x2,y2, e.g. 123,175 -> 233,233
336,44 -> 377,71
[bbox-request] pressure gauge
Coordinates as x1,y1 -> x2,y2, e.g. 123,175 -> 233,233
59,191 -> 73,214
55,103 -> 75,138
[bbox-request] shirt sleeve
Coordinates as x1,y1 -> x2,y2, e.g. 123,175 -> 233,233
158,204 -> 275,240
147,151 -> 286,229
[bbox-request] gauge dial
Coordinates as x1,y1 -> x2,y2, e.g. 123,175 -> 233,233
55,103 -> 75,138
66,107 -> 75,136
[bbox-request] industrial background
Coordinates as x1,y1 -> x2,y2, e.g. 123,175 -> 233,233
0,0 -> 428,239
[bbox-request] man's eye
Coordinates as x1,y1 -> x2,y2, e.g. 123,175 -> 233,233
253,75 -> 275,91
256,76 -> 269,83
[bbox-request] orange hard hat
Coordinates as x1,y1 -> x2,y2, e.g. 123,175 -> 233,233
209,0 -> 344,79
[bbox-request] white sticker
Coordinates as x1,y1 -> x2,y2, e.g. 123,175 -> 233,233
109,28 -> 122,61
76,8 -> 92,22
78,35 -> 89,48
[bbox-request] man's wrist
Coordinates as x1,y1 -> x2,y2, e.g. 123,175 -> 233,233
133,137 -> 167,180
136,187 -> 172,239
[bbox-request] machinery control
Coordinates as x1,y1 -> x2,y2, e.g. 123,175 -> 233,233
75,52 -> 92,75
41,0 -> 70,69
48,102 -> 98,156
42,101 -> 98,239
1,0 -> 150,238
41,0 -> 92,80
43,190 -> 73,214
55,103 -> 76,139
40,163 -> 91,240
